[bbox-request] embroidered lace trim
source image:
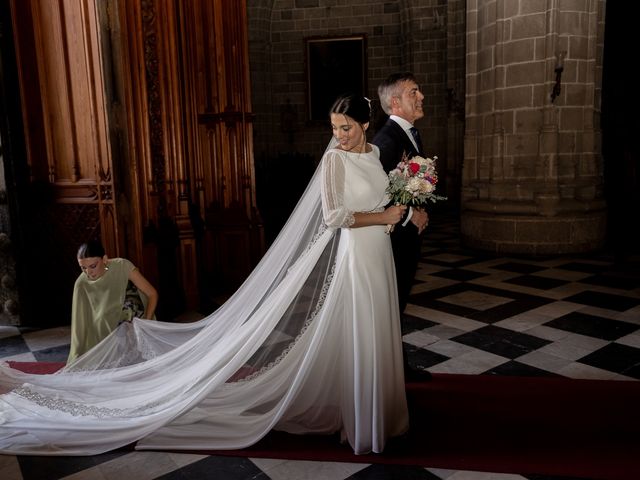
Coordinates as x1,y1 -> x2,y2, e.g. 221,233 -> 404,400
343,212 -> 355,227
11,385 -> 171,417
231,260 -> 336,384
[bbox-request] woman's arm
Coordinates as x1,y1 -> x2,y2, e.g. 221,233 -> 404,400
128,269 -> 158,319
321,150 -> 407,229
351,205 -> 406,228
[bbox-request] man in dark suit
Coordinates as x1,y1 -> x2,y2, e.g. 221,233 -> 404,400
373,72 -> 431,381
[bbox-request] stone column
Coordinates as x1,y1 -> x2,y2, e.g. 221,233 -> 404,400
461,0 -> 607,254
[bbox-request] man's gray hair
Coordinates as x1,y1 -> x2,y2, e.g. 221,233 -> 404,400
377,72 -> 417,115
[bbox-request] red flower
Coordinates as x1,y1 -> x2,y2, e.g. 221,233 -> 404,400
409,162 -> 420,174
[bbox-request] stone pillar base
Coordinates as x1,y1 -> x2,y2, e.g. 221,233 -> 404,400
460,209 -> 607,256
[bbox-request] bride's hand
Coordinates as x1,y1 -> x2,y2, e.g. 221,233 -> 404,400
384,205 -> 407,225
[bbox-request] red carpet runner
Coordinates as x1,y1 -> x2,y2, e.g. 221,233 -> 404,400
8,361 -> 640,480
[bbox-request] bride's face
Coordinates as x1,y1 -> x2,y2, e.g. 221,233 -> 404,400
331,113 -> 368,153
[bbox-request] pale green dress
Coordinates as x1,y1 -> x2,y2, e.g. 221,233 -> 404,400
68,258 -> 149,362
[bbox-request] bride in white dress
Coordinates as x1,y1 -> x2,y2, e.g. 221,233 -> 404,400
0,94 -> 409,456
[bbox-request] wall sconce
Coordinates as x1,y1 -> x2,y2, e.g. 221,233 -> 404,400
433,9 -> 445,29
550,51 -> 566,103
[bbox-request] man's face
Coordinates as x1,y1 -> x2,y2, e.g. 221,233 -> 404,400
391,80 -> 425,124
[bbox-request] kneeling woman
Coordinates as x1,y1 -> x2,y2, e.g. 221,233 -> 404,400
68,241 -> 158,362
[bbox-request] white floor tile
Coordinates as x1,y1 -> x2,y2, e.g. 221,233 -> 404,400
0,326 -> 20,340
404,305 -> 485,332
425,339 -> 477,358
515,350 -> 573,373
22,326 -> 71,351
447,471 -> 527,480
1,351 -> 37,362
427,253 -> 473,263
536,340 -> 594,361
94,451 -> 186,480
557,362 -> 626,380
616,332 -> 640,348
493,311 -> 554,332
0,455 -> 22,480
252,459 -> 367,480
437,291 -> 513,311
422,324 -> 467,340
403,330 -> 440,348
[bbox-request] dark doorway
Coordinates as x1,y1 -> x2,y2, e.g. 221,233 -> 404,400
602,2 -> 640,260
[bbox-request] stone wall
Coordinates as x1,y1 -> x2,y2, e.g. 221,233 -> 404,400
461,0 -> 607,254
247,0 -> 456,170
246,0 -> 467,241
246,0 -> 610,255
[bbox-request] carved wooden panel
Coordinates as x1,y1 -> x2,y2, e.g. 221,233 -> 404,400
109,0 -> 262,305
9,0 -> 261,322
178,0 -> 263,292
8,0 -> 118,324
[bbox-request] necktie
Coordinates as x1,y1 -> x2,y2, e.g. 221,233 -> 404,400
409,127 -> 423,154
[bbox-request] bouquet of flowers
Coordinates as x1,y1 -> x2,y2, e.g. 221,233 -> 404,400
385,153 -> 446,233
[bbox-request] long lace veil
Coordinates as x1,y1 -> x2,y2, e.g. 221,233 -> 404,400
0,137 -> 344,454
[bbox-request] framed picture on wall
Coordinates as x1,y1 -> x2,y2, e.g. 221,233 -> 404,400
305,34 -> 367,122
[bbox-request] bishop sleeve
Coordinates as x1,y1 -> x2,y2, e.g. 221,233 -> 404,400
320,150 -> 355,228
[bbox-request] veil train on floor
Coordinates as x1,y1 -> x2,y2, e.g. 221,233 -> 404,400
0,136 -> 410,456
0,138 -> 355,454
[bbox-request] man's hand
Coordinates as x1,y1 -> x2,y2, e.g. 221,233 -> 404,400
410,208 -> 429,234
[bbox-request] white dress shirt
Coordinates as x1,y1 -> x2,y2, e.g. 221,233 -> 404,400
387,116 -> 417,226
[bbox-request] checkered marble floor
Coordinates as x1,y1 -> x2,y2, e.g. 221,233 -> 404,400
405,212 -> 640,381
1,209 -> 639,479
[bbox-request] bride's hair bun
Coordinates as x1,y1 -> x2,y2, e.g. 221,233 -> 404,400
329,93 -> 371,124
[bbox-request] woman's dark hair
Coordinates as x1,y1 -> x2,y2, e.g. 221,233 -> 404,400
329,93 -> 371,125
77,240 -> 105,259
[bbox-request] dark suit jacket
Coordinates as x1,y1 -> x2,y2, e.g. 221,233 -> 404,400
373,118 -> 421,173
372,118 -> 424,314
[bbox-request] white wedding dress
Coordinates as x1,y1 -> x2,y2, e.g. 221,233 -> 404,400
0,142 -> 408,456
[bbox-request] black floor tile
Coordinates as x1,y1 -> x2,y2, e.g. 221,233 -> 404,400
420,232 -> 451,241
505,275 -> 569,290
563,291 -> 640,311
156,455 -> 268,480
411,283 -> 555,324
18,450 -> 129,480
466,296 -> 554,324
491,262 -> 547,274
486,360 -> 562,377
348,463 -> 440,479
409,296 -> 476,318
579,273 -> 640,290
32,344 -> 70,362
421,257 -> 471,268
404,343 -> 449,370
421,244 -> 453,254
0,335 -> 30,357
421,251 -> 497,269
545,312 -> 639,341
431,268 -> 488,282
578,343 -> 640,379
451,325 -> 551,359
554,262 -> 607,274
401,314 -> 437,335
